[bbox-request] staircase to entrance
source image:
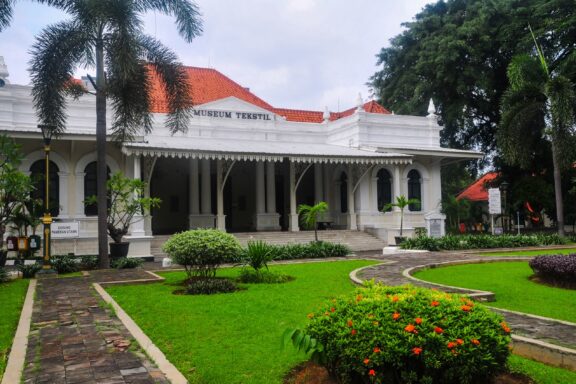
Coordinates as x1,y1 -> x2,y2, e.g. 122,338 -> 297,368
150,230 -> 387,259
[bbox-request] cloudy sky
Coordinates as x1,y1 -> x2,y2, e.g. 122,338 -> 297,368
0,0 -> 432,112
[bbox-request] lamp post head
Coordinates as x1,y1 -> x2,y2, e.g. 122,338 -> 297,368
38,124 -> 56,146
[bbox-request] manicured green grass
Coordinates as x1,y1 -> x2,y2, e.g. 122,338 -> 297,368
106,261 -> 376,384
0,278 -> 29,381
414,261 -> 576,322
508,355 -> 576,384
482,248 -> 576,256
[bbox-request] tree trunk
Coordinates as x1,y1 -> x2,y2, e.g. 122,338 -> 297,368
551,141 -> 565,237
399,208 -> 404,237
96,38 -> 110,268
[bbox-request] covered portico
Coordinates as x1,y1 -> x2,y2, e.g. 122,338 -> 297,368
121,137 -> 412,234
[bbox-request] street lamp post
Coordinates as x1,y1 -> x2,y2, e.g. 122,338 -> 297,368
38,124 -> 56,274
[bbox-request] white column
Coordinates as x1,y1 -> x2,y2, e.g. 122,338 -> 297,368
314,163 -> 323,203
289,162 -> 299,231
370,176 -> 379,213
189,158 -> 200,215
130,156 -> 145,237
266,161 -> 276,213
256,161 -> 265,214
74,172 -> 86,216
347,165 -> 357,230
393,165 -> 402,212
201,159 -> 211,215
216,160 -> 226,230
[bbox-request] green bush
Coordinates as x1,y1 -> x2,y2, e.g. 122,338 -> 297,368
401,233 -> 569,251
80,255 -> 99,270
163,229 -> 242,280
111,257 -> 143,269
186,278 -> 238,295
0,267 -> 8,283
17,263 -> 42,278
274,241 -> 350,260
302,284 -> 511,384
237,269 -> 293,284
52,254 -> 79,274
241,240 -> 275,271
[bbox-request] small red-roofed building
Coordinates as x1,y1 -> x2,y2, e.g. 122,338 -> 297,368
0,56 -> 482,256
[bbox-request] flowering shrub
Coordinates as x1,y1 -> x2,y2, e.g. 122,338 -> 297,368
163,229 -> 242,280
303,283 -> 511,384
401,233 -> 568,251
529,254 -> 576,288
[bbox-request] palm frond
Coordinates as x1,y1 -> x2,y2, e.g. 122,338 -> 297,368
137,0 -> 203,42
0,0 -> 15,31
528,24 -> 549,77
139,35 -> 192,134
29,20 -> 91,135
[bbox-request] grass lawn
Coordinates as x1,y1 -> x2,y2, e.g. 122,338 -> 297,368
106,260 -> 376,384
107,260 -> 576,384
482,248 -> 576,256
0,278 -> 29,381
414,261 -> 576,322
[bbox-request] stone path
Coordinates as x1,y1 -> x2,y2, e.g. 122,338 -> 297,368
23,269 -> 168,384
356,251 -> 576,351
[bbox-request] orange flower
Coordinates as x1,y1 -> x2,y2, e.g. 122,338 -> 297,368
392,312 -> 401,321
472,339 -> 480,345
347,320 -> 353,327
373,347 -> 381,353
501,322 -> 511,333
330,307 -> 336,312
430,301 -> 440,307
368,369 -> 376,376
412,347 -> 423,355
461,305 -> 472,312
351,329 -> 357,335
363,358 -> 370,365
391,296 -> 399,302
356,294 -> 363,302
456,339 -> 464,345
415,317 -> 422,325
447,341 -> 457,349
434,327 -> 443,334
307,313 -> 314,319
404,324 -> 416,333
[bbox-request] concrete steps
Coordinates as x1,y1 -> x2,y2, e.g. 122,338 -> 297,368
150,230 -> 387,258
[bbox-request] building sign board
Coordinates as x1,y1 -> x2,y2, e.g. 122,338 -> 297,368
192,109 -> 273,121
51,222 -> 79,239
429,219 -> 442,238
488,188 -> 501,214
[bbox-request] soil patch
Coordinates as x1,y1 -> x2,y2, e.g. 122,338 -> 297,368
284,362 -> 534,384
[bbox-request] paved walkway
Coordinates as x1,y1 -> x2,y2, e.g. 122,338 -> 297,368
23,270 -> 168,384
356,251 -> 576,351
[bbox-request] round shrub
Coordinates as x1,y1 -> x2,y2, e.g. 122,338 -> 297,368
237,269 -> 293,284
304,284 -> 511,384
111,257 -> 143,269
529,254 -> 576,288
162,229 -> 242,280
52,254 -> 79,274
186,278 -> 238,295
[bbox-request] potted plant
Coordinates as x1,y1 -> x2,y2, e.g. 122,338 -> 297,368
297,201 -> 329,242
383,195 -> 420,245
86,171 -> 161,260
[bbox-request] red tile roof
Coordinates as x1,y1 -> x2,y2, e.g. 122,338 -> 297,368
457,172 -> 498,202
148,66 -> 391,123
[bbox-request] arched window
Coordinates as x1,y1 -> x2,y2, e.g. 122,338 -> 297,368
377,169 -> 392,212
407,169 -> 422,211
339,172 -> 348,213
84,161 -> 111,216
30,160 -> 59,217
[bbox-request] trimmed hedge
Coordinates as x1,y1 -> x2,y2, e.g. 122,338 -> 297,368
272,241 -> 351,260
529,254 -> 576,288
302,284 -> 511,384
401,233 -> 569,251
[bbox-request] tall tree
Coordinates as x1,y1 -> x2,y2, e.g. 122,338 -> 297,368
498,30 -> 576,236
1,0 -> 202,268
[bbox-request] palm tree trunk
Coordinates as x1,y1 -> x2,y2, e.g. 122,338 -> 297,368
551,141 -> 565,236
399,208 -> 403,237
96,37 -> 110,268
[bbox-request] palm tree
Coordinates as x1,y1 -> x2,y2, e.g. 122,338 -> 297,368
498,27 -> 575,236
297,201 -> 328,242
383,195 -> 420,237
3,0 -> 202,268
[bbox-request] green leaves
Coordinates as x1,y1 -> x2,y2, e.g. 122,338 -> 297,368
281,328 -> 326,364
297,201 -> 328,241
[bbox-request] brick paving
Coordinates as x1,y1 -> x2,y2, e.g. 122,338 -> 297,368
23,270 -> 168,384
356,251 -> 576,351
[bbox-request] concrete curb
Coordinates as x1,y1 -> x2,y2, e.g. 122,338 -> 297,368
93,283 -> 188,384
1,279 -> 36,384
349,261 -> 396,285
512,335 -> 576,371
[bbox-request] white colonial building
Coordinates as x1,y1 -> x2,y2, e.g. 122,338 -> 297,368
0,56 -> 481,257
